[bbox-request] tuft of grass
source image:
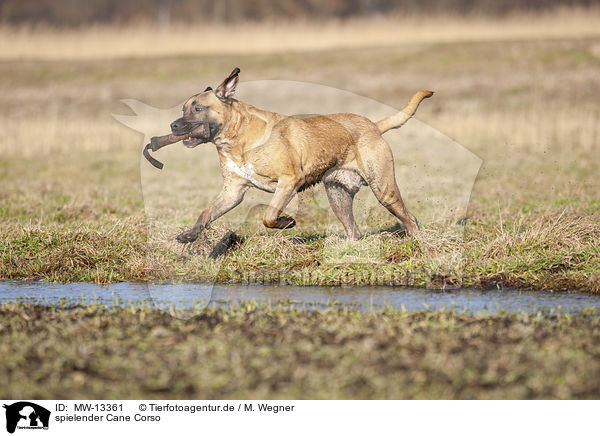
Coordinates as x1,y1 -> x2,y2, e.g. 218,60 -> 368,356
1,219 -> 149,283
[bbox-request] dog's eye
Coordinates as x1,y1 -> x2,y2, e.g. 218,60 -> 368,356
194,105 -> 205,113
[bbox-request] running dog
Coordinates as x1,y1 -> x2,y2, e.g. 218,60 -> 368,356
147,68 -> 433,242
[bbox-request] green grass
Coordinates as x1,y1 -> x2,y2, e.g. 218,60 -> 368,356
0,149 -> 598,291
2,301 -> 600,399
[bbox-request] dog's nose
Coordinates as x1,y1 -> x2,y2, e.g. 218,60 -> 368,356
170,120 -> 183,131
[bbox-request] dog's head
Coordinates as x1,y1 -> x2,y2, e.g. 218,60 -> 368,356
169,67 -> 240,148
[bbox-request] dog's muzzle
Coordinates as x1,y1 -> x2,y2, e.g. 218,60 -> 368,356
170,119 -> 216,148
143,119 -> 221,170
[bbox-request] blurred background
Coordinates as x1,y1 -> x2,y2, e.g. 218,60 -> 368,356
0,0 -> 596,25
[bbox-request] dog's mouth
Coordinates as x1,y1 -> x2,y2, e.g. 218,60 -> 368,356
182,136 -> 207,148
172,121 -> 217,148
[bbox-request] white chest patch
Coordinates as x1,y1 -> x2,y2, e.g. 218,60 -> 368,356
224,157 -> 274,192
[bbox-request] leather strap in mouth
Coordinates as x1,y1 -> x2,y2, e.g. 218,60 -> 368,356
193,121 -> 221,143
200,121 -> 218,142
143,143 -> 164,170
143,133 -> 188,170
143,122 -> 220,170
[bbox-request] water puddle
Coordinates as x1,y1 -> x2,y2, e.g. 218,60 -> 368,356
1,281 -> 599,315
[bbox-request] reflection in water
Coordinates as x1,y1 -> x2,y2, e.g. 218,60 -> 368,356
1,281 -> 599,315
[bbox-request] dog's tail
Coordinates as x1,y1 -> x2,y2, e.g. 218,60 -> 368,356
376,90 -> 434,134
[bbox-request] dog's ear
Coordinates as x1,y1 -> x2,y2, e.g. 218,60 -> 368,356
215,67 -> 240,101
204,86 -> 212,92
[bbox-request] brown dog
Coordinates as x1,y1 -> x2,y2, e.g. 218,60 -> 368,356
166,68 -> 433,243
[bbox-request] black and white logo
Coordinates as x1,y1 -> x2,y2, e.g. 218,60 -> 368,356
3,402 -> 50,434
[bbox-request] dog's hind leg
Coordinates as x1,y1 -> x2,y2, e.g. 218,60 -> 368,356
358,140 -> 419,235
323,169 -> 365,240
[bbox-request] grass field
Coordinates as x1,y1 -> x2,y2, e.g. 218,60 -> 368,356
0,10 -> 599,291
2,302 -> 600,399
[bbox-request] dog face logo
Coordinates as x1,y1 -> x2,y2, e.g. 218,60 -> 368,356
3,402 -> 50,433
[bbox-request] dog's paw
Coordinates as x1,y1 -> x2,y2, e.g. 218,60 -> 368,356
276,216 -> 296,229
176,230 -> 199,244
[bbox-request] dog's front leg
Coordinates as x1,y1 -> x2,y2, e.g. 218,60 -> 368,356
176,180 -> 249,243
262,179 -> 298,230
